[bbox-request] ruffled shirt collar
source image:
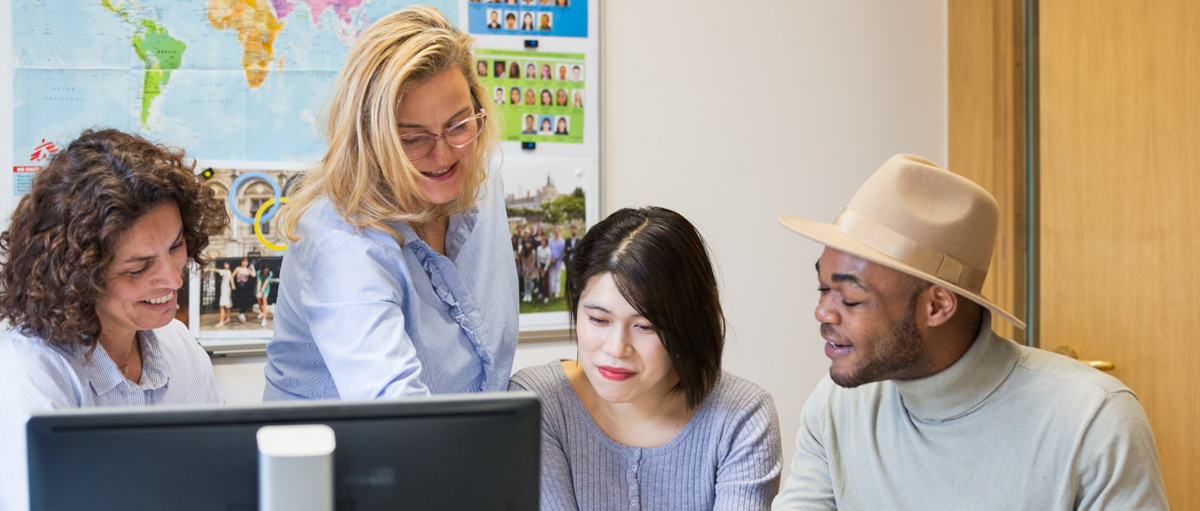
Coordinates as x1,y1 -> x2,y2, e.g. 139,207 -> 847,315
892,315 -> 1021,422
394,207 -> 480,261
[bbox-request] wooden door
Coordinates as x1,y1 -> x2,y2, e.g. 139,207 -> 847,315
1040,1 -> 1199,508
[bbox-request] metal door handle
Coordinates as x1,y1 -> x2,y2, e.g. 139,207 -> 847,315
1053,345 -> 1115,371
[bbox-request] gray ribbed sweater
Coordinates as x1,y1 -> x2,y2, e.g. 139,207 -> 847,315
510,362 -> 782,511
772,316 -> 1169,510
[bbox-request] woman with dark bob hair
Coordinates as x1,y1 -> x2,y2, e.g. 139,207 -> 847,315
0,128 -> 228,510
509,206 -> 782,510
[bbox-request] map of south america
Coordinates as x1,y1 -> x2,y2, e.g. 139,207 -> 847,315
102,0 -> 187,128
133,21 -> 187,126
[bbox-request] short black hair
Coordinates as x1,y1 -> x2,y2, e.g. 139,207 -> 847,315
566,206 -> 724,409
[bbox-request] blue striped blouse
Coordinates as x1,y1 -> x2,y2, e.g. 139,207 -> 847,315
263,174 -> 519,401
0,320 -> 221,511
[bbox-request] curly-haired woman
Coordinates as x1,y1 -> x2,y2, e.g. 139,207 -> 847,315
0,128 -> 229,510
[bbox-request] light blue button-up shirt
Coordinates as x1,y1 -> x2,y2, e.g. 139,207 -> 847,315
263,175 -> 519,401
0,320 -> 221,511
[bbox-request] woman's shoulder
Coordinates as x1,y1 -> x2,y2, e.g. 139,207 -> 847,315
292,198 -> 405,260
0,328 -> 87,407
1,328 -> 78,369
149,320 -> 203,352
296,198 -> 359,237
509,361 -> 572,399
704,371 -> 776,418
146,320 -> 220,402
148,321 -> 215,373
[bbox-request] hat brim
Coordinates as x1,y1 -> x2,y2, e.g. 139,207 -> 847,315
779,215 -> 1025,330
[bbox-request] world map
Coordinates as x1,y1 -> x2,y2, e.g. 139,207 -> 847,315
12,0 -> 456,164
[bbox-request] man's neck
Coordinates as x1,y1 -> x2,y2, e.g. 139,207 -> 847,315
925,308 -> 985,377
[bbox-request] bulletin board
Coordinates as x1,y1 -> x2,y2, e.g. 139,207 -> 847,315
5,0 -> 602,353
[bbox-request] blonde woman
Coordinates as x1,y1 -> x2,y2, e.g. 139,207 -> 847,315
264,6 -> 518,401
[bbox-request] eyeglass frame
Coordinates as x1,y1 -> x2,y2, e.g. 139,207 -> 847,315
399,109 -> 488,161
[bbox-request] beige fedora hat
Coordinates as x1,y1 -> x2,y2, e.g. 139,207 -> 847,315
779,154 -> 1024,329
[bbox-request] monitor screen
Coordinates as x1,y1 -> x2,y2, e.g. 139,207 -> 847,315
26,393 -> 540,511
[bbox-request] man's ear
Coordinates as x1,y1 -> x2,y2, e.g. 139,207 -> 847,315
922,285 -> 959,328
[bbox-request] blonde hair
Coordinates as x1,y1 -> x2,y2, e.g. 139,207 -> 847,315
282,6 -> 499,243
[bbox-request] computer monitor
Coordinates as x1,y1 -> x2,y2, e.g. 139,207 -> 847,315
26,393 -> 540,511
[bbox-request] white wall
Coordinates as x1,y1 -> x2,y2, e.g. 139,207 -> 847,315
602,0 -> 947,479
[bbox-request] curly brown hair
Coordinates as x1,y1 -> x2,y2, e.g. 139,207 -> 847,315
0,128 -> 229,349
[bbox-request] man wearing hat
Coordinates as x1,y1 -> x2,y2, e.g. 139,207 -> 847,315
772,155 -> 1168,510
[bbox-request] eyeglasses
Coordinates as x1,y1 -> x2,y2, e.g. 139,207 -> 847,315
400,110 -> 487,161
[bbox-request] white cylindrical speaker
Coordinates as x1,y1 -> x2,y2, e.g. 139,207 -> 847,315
257,424 -> 336,511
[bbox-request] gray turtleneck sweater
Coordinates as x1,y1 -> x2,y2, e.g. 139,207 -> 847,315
772,315 -> 1169,510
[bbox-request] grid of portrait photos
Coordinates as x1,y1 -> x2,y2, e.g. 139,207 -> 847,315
477,50 -> 585,144
469,0 -> 585,38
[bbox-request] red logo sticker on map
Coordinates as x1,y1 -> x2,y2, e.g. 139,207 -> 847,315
29,138 -> 59,162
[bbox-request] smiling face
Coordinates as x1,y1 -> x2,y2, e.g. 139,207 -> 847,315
815,247 -> 934,387
95,201 -> 187,345
397,69 -> 478,205
556,89 -> 567,105
510,87 -> 521,103
576,273 -> 678,406
524,88 -> 536,105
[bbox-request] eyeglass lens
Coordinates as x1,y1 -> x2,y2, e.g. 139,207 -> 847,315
401,113 -> 484,161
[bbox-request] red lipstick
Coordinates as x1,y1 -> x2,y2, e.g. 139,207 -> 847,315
597,365 -> 635,381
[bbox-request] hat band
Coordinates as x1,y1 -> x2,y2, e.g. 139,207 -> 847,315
833,208 -> 988,292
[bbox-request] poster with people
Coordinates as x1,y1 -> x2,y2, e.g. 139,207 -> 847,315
476,49 -> 586,144
468,0 -> 587,38
186,168 -> 299,342
503,158 -> 598,320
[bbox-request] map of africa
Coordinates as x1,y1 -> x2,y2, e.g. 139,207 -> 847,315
12,0 -> 456,164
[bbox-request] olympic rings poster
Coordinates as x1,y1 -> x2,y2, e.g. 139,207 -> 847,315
187,168 -> 301,346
